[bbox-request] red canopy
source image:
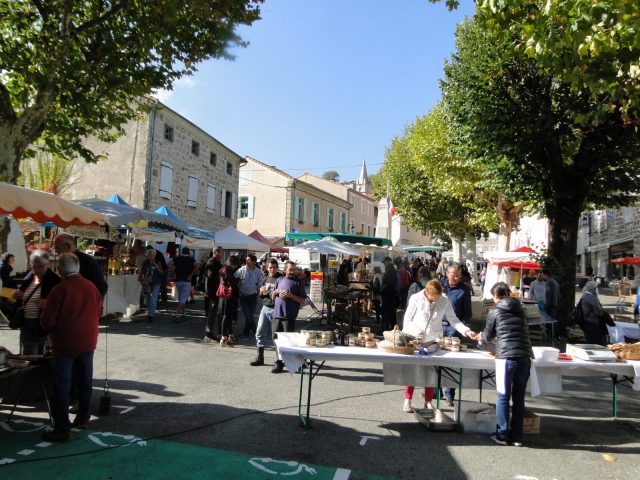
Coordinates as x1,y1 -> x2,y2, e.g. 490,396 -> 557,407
248,230 -> 288,253
612,257 -> 640,265
497,261 -> 541,270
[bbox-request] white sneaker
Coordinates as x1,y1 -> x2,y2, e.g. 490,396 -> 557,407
425,401 -> 434,410
403,399 -> 413,413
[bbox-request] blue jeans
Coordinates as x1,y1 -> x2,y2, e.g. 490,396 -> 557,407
145,284 -> 161,317
175,280 -> 191,305
239,293 -> 258,334
496,356 -> 531,442
255,305 -> 274,348
51,352 -> 94,433
443,324 -> 459,402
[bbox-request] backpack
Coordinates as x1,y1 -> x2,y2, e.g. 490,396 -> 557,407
569,300 -> 585,326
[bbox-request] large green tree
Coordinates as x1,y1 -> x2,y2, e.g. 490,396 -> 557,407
0,0 -> 263,183
432,0 -> 640,122
442,17 -> 640,331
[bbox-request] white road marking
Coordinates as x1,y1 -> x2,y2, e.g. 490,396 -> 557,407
112,405 -> 136,414
35,442 -> 51,448
359,435 -> 380,446
333,468 -> 351,480
514,476 -> 539,480
0,458 -> 16,465
17,449 -> 35,455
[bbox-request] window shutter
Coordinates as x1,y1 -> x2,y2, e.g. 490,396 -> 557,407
160,162 -> 173,199
206,184 -> 215,212
231,192 -> 236,219
187,175 -> 198,207
248,195 -> 255,219
302,198 -> 307,222
221,189 -> 227,217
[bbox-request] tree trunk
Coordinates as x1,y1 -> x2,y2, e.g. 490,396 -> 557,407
545,200 -> 583,336
451,237 -> 464,262
465,233 -> 479,284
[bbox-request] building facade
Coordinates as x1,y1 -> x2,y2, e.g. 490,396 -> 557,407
65,98 -> 241,232
237,157 -> 351,240
298,169 -> 378,237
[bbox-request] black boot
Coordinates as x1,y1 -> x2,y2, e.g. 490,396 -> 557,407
250,347 -> 264,366
271,360 -> 285,373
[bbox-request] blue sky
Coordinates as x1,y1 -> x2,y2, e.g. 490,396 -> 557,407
156,0 -> 475,183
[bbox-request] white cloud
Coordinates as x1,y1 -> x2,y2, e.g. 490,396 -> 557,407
151,76 -> 200,103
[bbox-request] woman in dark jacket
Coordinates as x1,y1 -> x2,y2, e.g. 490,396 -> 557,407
219,255 -> 240,347
1,252 -> 17,288
478,282 -> 533,447
579,281 -> 607,345
13,250 -> 60,354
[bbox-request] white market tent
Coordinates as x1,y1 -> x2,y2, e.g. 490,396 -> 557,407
295,237 -> 360,256
214,225 -> 270,252
483,249 -> 539,299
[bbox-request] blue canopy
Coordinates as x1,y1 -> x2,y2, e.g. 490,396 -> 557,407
107,194 -> 130,206
74,199 -> 187,232
153,205 -> 190,231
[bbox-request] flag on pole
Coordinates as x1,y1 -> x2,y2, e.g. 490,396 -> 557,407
386,179 -> 396,217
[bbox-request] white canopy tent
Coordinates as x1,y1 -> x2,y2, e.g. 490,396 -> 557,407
294,237 -> 360,256
214,225 -> 270,252
483,249 -> 538,299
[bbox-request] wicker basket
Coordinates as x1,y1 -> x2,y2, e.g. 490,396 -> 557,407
608,342 -> 640,360
378,345 -> 416,355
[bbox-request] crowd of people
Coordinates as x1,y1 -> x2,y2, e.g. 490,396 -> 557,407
1,241 -> 572,448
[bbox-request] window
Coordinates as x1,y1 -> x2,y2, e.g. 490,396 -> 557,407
191,140 -> 200,156
311,202 -> 320,226
367,226 -> 371,236
164,124 -> 174,142
221,190 -> 234,218
209,152 -> 217,166
361,223 -> 365,234
238,195 -> 254,219
368,203 -> 372,216
326,207 -> 335,230
187,175 -> 198,207
159,162 -> 173,199
294,196 -> 306,222
348,194 -> 354,206
227,161 -> 233,175
361,200 -> 365,214
206,184 -> 216,213
339,212 -> 347,233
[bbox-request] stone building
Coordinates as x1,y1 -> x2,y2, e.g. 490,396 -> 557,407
578,206 -> 639,279
237,156 -> 351,240
65,98 -> 241,232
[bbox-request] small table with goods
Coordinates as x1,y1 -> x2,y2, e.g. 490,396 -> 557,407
322,286 -> 370,332
0,350 -> 53,426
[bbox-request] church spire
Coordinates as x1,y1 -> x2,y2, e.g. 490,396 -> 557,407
356,159 -> 370,194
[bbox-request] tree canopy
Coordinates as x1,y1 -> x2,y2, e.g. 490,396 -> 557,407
0,0 -> 263,183
322,170 -> 340,182
432,0 -> 640,123
441,16 -> 640,328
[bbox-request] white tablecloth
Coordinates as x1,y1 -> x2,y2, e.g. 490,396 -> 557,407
103,274 -> 141,315
608,321 -> 639,343
276,333 -> 640,394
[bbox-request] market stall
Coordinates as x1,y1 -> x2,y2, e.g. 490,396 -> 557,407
483,246 -> 540,299
274,333 -> 640,428
214,225 -> 270,252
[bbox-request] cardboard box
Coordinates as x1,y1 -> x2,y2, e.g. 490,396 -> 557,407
523,411 -> 540,434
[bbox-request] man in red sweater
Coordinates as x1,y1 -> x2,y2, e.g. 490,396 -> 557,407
40,253 -> 102,442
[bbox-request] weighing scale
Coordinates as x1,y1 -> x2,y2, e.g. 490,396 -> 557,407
566,344 -> 618,362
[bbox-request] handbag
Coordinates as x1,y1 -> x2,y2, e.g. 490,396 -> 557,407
600,310 -> 616,327
9,283 -> 42,330
216,282 -> 232,300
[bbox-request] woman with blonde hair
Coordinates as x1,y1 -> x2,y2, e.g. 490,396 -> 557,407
401,279 -> 477,412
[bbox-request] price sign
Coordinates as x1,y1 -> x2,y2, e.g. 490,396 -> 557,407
310,272 -> 324,304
